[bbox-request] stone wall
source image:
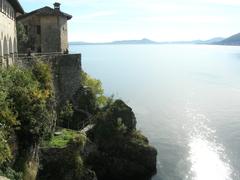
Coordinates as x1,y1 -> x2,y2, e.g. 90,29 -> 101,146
18,15 -> 60,53
17,15 -> 41,52
59,16 -> 68,52
17,54 -> 82,107
40,16 -> 60,53
51,54 -> 82,107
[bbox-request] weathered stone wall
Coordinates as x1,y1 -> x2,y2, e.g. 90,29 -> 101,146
17,15 -> 69,53
59,16 -> 68,52
17,15 -> 41,52
40,16 -> 60,53
18,15 -> 60,53
51,54 -> 82,107
16,53 -> 82,110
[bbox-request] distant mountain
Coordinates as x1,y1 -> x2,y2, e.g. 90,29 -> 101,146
111,38 -> 157,44
69,38 -> 157,45
69,41 -> 96,45
191,37 -> 225,44
159,37 -> 225,44
203,37 -> 225,44
69,37 -> 225,45
217,33 -> 240,45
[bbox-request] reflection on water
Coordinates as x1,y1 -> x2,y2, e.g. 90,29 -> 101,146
185,105 -> 233,180
70,44 -> 240,180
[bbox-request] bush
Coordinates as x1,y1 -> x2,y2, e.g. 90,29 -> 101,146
0,62 -> 55,173
0,167 -> 22,180
0,130 -> 12,165
81,71 -> 108,108
7,65 -> 54,144
92,99 -> 137,143
59,101 -> 74,129
32,61 -> 53,91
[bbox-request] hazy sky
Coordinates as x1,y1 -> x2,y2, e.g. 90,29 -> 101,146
19,0 -> 240,42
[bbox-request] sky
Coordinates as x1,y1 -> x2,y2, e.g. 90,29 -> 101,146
19,0 -> 240,42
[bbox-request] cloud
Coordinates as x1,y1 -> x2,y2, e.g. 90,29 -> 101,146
20,0 -> 240,42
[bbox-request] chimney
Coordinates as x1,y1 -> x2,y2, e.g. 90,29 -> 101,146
54,2 -> 61,11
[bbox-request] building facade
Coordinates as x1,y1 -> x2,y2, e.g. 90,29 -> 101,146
0,0 -> 24,64
17,3 -> 72,53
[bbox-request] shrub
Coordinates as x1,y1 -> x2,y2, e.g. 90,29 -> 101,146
81,71 -> 108,108
0,167 -> 22,180
7,66 -> 53,143
0,130 -> 11,165
59,101 -> 74,128
0,62 -> 55,171
92,99 -> 137,144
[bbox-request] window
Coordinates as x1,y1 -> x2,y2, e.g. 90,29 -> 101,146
37,25 -> 41,35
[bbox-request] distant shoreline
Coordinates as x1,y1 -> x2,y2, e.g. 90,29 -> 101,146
69,38 -> 224,46
69,34 -> 240,46
69,43 -> 240,47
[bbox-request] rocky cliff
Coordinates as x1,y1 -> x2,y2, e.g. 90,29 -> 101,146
0,55 -> 157,180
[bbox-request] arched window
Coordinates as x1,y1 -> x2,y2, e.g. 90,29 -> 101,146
0,41 -> 2,67
3,36 -> 8,56
0,41 -> 3,57
9,37 -> 13,54
14,38 -> 17,53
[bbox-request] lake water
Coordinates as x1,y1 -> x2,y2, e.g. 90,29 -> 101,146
70,44 -> 240,180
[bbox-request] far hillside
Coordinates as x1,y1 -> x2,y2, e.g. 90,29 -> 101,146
218,33 -> 240,45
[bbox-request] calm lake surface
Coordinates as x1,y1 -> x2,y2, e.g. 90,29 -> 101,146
70,44 -> 240,180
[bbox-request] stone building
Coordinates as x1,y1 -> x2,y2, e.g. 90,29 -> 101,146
17,3 -> 72,53
0,0 -> 24,63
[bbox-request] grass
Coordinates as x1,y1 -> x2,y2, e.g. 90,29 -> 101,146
43,129 -> 83,148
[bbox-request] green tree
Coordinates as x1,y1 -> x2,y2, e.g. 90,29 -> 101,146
81,71 -> 108,108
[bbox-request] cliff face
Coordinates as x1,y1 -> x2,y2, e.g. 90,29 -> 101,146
0,55 -> 157,180
85,100 -> 157,180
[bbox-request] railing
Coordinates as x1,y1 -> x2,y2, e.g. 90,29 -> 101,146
0,53 -> 16,68
14,52 -> 66,67
0,52 -> 80,68
18,52 -> 63,57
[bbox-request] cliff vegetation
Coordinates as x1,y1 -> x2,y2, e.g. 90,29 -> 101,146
0,59 -> 157,180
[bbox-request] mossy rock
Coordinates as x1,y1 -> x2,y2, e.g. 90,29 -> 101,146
88,99 -> 157,180
42,129 -> 85,148
86,139 -> 157,180
38,133 -> 96,180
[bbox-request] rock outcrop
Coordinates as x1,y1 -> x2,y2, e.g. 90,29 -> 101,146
38,135 -> 97,180
86,100 -> 157,180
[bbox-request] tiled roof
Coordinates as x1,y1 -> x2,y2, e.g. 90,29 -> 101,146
9,0 -> 24,14
16,6 -> 72,20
